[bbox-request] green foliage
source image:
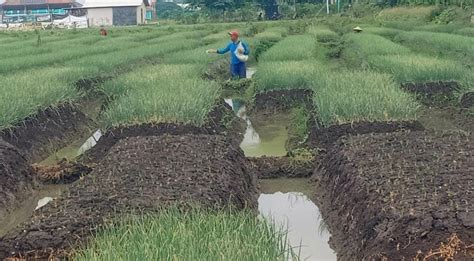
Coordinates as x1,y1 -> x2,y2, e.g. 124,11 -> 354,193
454,27 -> 474,37
254,40 -> 276,62
314,71 -> 419,127
287,106 -> 311,150
101,64 -> 219,128
368,54 -> 470,84
0,67 -> 83,129
393,31 -> 474,66
309,27 -> 339,43
362,27 -> 403,39
376,6 -> 439,22
74,206 -> 295,261
342,33 -> 411,67
254,60 -> 326,93
432,8 -> 457,24
260,35 -> 320,62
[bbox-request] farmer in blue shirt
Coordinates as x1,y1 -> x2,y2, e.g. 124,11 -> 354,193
208,31 -> 250,79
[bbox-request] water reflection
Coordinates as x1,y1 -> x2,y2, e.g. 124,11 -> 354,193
225,98 -> 288,157
258,192 -> 336,261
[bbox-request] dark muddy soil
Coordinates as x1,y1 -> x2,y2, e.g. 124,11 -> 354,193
82,101 -> 243,164
460,91 -> 474,108
0,103 -> 93,163
418,106 -> 474,133
313,131 -> 474,260
252,89 -> 316,113
31,159 -> 92,184
0,134 -> 257,259
401,81 -> 460,106
249,156 -> 313,179
308,121 -> 424,150
0,139 -> 38,222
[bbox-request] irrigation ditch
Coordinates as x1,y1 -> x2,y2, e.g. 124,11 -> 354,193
0,58 -> 473,260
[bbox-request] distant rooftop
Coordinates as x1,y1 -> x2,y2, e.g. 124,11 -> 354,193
1,0 -> 77,6
80,0 -> 148,8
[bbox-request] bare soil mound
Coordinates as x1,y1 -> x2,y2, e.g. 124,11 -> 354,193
460,91 -> 474,108
249,156 -> 313,179
0,139 -> 38,223
0,103 -> 92,162
313,131 -> 474,260
308,121 -> 424,150
0,134 -> 257,259
253,89 -> 315,112
82,100 -> 242,164
401,81 -> 460,106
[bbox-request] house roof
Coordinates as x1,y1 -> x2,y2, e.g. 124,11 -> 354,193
1,0 -> 76,6
80,0 -> 148,8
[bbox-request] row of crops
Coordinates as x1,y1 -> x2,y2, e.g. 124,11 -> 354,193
0,23 -> 259,130
1,19 -> 472,131
251,23 -> 473,127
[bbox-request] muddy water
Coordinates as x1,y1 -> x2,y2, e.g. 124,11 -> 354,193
259,178 -> 336,261
0,185 -> 67,237
225,98 -> 288,157
41,129 -> 102,165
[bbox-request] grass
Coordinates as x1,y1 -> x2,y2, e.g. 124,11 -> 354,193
309,27 -> 339,43
368,54 -> 469,84
254,26 -> 287,42
74,206 -> 295,261
259,34 -> 321,62
376,6 -> 438,22
162,40 -> 230,64
314,71 -> 419,127
393,31 -> 474,66
362,27 -> 403,39
454,27 -> 474,37
102,64 -> 220,127
342,33 -> 411,67
253,60 -> 326,94
0,67 -> 84,129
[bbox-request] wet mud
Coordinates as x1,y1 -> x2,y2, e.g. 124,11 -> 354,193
0,103 -> 93,162
250,156 -> 313,179
0,134 -> 257,259
418,106 -> 474,133
252,89 -> 316,113
313,131 -> 474,260
401,81 -> 460,106
0,139 -> 38,224
308,121 -> 424,150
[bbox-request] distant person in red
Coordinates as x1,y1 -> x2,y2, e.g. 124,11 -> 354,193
100,27 -> 108,36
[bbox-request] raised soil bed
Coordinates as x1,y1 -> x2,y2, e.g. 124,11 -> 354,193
401,81 -> 460,106
0,134 -> 257,259
308,121 -> 424,150
0,139 -> 38,223
0,103 -> 93,163
249,156 -> 313,179
313,131 -> 474,260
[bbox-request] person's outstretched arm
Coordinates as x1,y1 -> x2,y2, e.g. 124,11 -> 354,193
217,43 -> 231,54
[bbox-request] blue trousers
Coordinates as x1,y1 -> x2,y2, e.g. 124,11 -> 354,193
231,62 -> 246,79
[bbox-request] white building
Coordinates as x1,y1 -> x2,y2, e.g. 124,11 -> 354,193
78,0 -> 149,27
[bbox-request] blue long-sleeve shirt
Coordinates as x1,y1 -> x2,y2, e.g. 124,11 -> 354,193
217,40 -> 250,65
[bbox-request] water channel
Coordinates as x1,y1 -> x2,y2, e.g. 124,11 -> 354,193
225,91 -> 336,260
